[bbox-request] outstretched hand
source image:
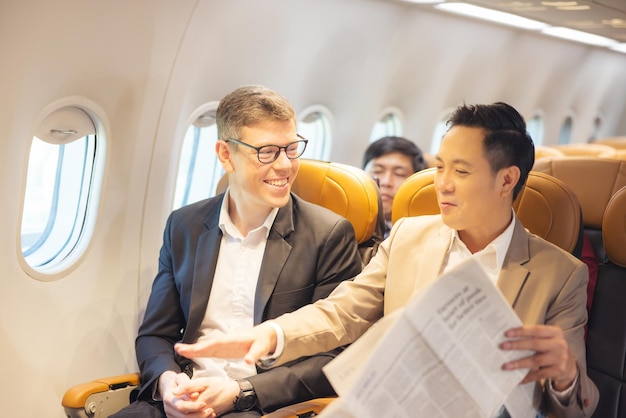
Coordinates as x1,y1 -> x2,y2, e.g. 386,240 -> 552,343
175,322 -> 279,365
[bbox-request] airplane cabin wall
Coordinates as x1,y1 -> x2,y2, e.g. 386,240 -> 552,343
1,0 -> 625,416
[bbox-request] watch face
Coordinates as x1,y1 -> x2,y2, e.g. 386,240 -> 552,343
236,393 -> 256,411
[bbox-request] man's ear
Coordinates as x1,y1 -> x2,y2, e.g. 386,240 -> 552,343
216,140 -> 235,173
499,165 -> 521,198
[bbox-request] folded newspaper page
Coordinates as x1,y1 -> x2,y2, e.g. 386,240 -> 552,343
320,257 -> 538,418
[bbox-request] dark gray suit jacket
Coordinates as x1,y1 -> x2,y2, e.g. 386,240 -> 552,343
135,193 -> 362,413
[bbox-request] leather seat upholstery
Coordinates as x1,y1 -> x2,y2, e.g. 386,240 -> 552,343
533,157 -> 626,418
391,167 -> 582,254
217,158 -> 384,264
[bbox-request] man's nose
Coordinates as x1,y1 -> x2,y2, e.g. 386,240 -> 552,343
435,171 -> 452,192
272,148 -> 293,168
378,171 -> 394,186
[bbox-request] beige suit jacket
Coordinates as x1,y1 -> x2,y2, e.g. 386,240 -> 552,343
274,215 -> 599,418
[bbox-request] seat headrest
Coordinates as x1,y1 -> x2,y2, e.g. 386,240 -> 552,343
391,167 -> 439,222
290,159 -> 380,243
533,157 -> 626,229
614,149 -> 626,161
593,137 -> 626,150
552,143 -> 617,158
603,186 -> 626,267
535,145 -> 565,159
512,172 -> 581,254
217,159 -> 380,244
392,168 -> 581,253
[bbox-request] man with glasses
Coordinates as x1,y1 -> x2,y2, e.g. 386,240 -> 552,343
111,85 -> 363,418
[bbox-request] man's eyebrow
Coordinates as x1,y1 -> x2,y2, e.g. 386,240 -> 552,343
434,155 -> 473,166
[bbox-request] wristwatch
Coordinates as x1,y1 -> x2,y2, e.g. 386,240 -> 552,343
233,379 -> 257,411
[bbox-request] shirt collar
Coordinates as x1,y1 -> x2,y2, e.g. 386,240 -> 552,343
448,209 -> 516,272
218,188 -> 279,239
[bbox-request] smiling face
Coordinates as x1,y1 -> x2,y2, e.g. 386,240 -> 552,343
217,119 -> 299,227
434,125 -> 519,250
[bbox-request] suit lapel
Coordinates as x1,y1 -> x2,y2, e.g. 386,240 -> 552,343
186,198 -> 223,338
254,197 -> 295,324
497,218 -> 531,308
411,223 -> 453,295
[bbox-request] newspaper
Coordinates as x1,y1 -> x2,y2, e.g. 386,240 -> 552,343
319,257 -> 539,418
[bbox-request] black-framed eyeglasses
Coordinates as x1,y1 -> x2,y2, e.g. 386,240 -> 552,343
225,134 -> 308,164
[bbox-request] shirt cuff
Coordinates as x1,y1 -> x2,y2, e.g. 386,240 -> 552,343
257,321 -> 285,369
548,369 -> 579,403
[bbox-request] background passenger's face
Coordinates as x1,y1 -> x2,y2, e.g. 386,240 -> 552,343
225,119 -> 299,214
367,152 -> 414,220
434,126 -> 503,234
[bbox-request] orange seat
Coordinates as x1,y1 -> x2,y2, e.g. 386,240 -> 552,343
217,158 -> 385,264
612,149 -> 626,161
593,136 -> 626,150
533,157 -> 626,231
392,168 -> 582,254
583,186 -> 626,418
532,157 -> 626,418
535,145 -> 565,160
551,143 -> 617,158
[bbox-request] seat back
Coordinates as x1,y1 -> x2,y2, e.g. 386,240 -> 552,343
532,157 -> 626,418
613,149 -> 626,161
585,186 -> 626,418
533,157 -> 626,243
218,159 -> 384,264
392,168 -> 582,254
535,145 -> 565,160
593,136 -> 626,150
552,143 -> 617,158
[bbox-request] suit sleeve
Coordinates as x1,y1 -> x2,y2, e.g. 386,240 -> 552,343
134,213 -> 191,400
248,217 -> 362,413
543,262 -> 599,418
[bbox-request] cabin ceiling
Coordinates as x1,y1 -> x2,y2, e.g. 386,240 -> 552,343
393,0 -> 626,43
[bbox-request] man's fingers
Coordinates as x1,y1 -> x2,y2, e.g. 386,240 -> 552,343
505,324 -> 563,339
244,339 -> 273,365
175,324 -> 278,363
175,339 -> 251,359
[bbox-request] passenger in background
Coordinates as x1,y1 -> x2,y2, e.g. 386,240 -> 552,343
111,85 -> 363,418
176,102 -> 599,418
363,136 -> 428,237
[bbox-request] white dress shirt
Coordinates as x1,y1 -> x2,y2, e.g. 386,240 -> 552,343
193,190 -> 278,380
440,210 -> 516,283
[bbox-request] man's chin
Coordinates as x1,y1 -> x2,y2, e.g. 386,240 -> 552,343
265,193 -> 291,209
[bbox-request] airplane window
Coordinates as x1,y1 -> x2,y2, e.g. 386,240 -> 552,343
298,105 -> 332,161
429,109 -> 453,155
20,105 -> 104,277
527,114 -> 544,146
173,106 -> 223,209
589,116 -> 602,142
558,116 -> 573,145
370,108 -> 403,142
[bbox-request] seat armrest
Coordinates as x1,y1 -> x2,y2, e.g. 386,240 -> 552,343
62,373 -> 139,418
261,397 -> 336,418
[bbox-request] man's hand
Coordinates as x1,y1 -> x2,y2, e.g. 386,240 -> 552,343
175,322 -> 278,365
500,324 -> 578,391
172,377 -> 240,417
159,371 -> 216,418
